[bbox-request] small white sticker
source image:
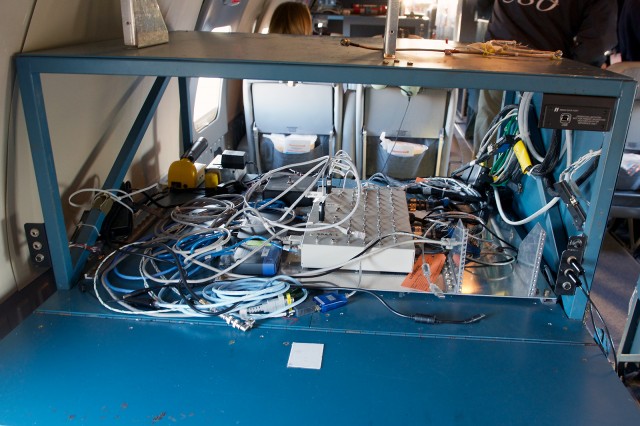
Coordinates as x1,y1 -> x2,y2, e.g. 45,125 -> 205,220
287,342 -> 324,370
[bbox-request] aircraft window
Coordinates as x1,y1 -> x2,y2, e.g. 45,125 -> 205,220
193,77 -> 222,132
192,26 -> 231,132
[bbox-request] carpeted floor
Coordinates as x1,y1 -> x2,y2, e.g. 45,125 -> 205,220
591,232 -> 639,346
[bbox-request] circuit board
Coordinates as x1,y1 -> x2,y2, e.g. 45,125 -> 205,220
300,187 -> 415,273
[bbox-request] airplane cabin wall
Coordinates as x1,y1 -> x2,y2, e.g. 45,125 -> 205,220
1,0 -> 202,303
0,1 -> 38,303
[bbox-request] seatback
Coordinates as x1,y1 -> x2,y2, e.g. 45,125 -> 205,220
243,80 -> 343,173
354,85 -> 449,179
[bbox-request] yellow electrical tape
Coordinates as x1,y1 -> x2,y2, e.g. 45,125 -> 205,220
513,140 -> 533,174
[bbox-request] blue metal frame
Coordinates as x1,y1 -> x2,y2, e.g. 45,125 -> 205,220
15,32 -> 637,317
17,71 -> 169,288
178,76 -> 193,152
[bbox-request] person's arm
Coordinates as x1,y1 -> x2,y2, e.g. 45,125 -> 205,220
572,0 -> 617,66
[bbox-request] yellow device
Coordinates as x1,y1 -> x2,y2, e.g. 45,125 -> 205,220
204,166 -> 221,189
168,137 -> 208,189
168,159 -> 206,189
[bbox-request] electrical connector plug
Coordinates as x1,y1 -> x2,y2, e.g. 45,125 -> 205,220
290,298 -> 320,317
92,194 -> 114,214
244,295 -> 287,315
313,292 -> 348,313
219,313 -> 255,332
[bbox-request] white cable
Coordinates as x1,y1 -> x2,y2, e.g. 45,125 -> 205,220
242,156 -> 330,211
121,182 -> 159,201
517,91 -> 545,163
93,241 -> 202,317
565,129 -> 573,167
139,227 -> 290,285
493,186 -> 559,226
477,109 -> 518,159
238,154 -> 362,235
68,188 -> 135,214
69,182 -> 160,216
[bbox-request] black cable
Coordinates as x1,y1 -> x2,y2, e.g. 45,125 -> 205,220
379,96 -> 412,175
547,266 -> 616,371
530,129 -> 562,177
297,281 -> 486,325
571,275 -> 618,371
137,189 -> 175,209
542,263 -> 555,288
578,285 -> 618,370
476,221 -> 518,252
154,242 -> 207,306
575,157 -> 599,187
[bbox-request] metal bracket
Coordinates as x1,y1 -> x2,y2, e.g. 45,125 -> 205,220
555,235 -> 587,295
24,223 -> 51,268
120,0 -> 169,48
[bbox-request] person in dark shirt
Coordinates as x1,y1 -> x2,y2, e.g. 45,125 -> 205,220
487,0 -> 617,66
618,0 -> 640,61
473,0 -> 618,153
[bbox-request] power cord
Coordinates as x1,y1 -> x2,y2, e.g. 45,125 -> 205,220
563,267 -> 618,372
300,282 -> 486,325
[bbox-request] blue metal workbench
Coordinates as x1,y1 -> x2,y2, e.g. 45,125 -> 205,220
6,32 -> 640,424
1,289 -> 640,425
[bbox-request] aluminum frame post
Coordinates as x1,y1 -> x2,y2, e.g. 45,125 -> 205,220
384,0 -> 400,59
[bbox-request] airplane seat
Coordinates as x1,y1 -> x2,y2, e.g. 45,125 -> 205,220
607,62 -> 640,251
356,85 -> 449,180
242,80 -> 343,173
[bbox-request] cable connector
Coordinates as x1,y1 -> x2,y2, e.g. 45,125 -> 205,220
555,235 -> 587,295
92,194 -> 114,214
412,313 -> 486,324
244,295 -> 289,315
412,314 -> 438,324
314,292 -> 348,313
219,313 -> 255,332
289,298 -> 320,317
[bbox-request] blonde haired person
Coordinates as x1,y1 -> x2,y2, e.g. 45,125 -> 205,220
269,2 -> 313,35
